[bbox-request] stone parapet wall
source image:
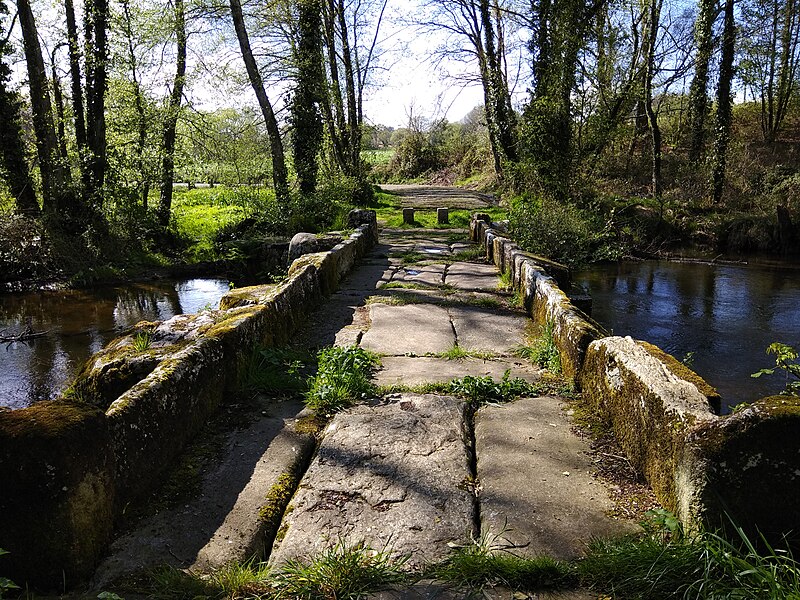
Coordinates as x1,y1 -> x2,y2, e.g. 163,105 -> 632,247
470,214 -> 601,379
471,214 -> 800,541
0,212 -> 377,589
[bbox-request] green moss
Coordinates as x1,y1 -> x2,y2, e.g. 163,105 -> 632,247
294,413 -> 328,437
259,472 -> 298,525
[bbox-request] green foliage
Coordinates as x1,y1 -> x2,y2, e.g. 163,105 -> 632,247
430,529 -> 575,591
518,321 -> 561,373
509,194 -> 599,267
132,330 -> 153,351
0,549 -> 19,600
435,344 -> 495,361
305,346 -> 380,415
752,342 -> 800,396
241,346 -> 311,396
271,540 -> 408,599
447,370 -> 537,406
579,511 -> 800,599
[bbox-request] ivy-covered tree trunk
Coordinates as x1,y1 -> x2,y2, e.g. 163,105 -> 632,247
643,0 -> 663,201
479,0 -> 517,176
686,0 -> 716,161
157,0 -> 187,227
711,0 -> 735,204
291,0 -> 325,195
229,0 -> 290,203
0,0 -> 38,216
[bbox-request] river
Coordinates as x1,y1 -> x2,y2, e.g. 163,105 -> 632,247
0,278 -> 230,410
575,260 -> 800,412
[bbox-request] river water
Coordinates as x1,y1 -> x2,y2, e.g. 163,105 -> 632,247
575,261 -> 800,411
0,279 -> 230,410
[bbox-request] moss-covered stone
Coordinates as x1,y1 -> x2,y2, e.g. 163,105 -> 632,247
690,395 -> 800,541
0,400 -> 115,589
638,341 -> 722,413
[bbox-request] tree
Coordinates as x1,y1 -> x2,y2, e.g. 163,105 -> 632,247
739,0 -> 800,142
643,0 -> 664,199
16,0 -> 73,216
157,0 -> 187,227
320,0 -> 388,183
0,0 -> 38,215
711,0 -> 735,204
291,0 -> 325,194
686,0 -> 716,161
85,0 -> 111,204
229,0 -> 290,203
417,0 -> 520,179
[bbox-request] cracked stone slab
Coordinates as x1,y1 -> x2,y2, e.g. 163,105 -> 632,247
296,294 -> 369,348
373,357 -> 541,387
391,264 -> 446,287
360,304 -> 455,355
449,306 -> 528,354
475,397 -> 639,560
445,263 -> 501,292
268,394 -> 474,569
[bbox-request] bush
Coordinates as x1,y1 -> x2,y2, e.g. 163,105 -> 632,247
509,194 -> 599,267
0,214 -> 53,282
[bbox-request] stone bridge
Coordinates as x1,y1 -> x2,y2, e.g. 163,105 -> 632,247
1,185 -> 798,595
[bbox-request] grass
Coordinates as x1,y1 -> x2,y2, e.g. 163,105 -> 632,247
517,320 -> 561,374
433,344 -> 497,361
272,540 -> 408,599
305,346 -> 380,415
448,370 -> 539,406
240,346 -> 313,397
132,329 -> 153,351
370,191 -> 506,230
429,528 -> 575,591
142,540 -> 408,599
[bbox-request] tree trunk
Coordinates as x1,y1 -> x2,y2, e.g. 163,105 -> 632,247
121,0 -> 150,207
64,0 -> 89,191
16,0 -> 70,215
85,0 -> 109,205
291,0 -> 324,195
50,46 -> 71,172
686,0 -> 715,161
0,5 -> 39,217
229,0 -> 289,203
644,0 -> 663,201
157,0 -> 187,227
711,0 -> 735,204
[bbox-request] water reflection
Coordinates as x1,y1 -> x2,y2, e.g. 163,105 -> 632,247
0,279 -> 229,410
576,261 -> 800,411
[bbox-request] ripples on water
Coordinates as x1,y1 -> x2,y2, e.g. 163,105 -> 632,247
0,279 -> 230,410
576,261 -> 800,412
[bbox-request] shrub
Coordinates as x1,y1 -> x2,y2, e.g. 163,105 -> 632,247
0,214 -> 53,282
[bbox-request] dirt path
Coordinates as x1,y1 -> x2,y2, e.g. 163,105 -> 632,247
92,216 -> 636,599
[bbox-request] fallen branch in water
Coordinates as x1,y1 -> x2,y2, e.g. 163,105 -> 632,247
0,322 -> 50,343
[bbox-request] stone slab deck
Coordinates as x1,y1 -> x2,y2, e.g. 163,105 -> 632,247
92,399 -> 314,587
268,394 -> 475,569
475,396 -> 639,560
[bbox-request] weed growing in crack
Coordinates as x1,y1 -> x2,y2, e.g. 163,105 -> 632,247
271,540 -> 409,599
429,527 -> 575,591
516,320 -> 561,373
305,346 -> 380,415
448,370 -> 537,406
434,344 -> 497,361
